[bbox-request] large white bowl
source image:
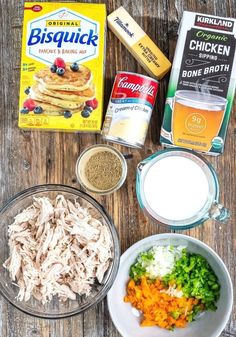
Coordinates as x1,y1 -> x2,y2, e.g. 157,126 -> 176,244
107,233 -> 233,337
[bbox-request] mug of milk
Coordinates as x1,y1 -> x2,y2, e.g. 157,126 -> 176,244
136,148 -> 230,230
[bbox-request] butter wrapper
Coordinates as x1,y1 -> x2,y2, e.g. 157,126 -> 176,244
107,6 -> 171,79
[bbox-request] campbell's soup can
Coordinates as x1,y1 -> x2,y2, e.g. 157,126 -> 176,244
102,72 -> 158,148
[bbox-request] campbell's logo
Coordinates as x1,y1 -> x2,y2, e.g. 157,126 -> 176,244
114,17 -> 134,38
26,8 -> 100,65
117,76 -> 156,96
195,15 -> 234,32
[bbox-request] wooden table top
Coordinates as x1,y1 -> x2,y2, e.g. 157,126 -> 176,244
0,0 -> 235,336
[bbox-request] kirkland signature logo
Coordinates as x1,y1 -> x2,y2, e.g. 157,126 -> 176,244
114,17 -> 134,37
26,8 -> 100,65
195,15 -> 234,32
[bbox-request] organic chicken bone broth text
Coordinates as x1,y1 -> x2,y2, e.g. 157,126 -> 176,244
102,72 -> 158,148
161,11 -> 236,155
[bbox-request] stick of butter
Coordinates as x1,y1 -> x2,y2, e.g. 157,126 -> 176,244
107,6 -> 171,79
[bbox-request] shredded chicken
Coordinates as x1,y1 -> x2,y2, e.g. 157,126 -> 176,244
3,195 -> 113,304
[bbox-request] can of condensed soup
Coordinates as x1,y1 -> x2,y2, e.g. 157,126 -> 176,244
102,72 -> 158,148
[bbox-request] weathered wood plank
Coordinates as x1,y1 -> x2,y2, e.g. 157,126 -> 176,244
0,0 -> 235,336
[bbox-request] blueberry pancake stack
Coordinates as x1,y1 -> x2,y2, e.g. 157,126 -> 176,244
21,59 -> 97,118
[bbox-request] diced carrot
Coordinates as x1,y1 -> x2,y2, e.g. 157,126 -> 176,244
124,276 -> 200,330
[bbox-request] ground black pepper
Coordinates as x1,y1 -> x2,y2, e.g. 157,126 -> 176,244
85,151 -> 123,191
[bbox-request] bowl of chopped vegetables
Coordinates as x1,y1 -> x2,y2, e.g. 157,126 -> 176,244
0,184 -> 120,319
107,233 -> 233,337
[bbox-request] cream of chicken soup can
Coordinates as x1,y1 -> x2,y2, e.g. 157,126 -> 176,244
102,72 -> 158,148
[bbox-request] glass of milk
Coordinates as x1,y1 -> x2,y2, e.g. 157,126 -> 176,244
136,148 -> 230,229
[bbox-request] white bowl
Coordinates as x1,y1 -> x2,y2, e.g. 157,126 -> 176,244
107,233 -> 233,337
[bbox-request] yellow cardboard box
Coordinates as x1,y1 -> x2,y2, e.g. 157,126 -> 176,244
19,2 -> 106,132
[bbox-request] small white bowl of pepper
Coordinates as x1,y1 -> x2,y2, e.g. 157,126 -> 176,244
76,144 -> 127,195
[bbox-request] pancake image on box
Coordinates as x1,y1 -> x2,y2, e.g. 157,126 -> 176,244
23,61 -> 95,117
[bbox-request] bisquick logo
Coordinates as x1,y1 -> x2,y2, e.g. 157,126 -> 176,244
118,77 -> 155,96
195,15 -> 234,32
114,17 -> 134,37
26,8 -> 100,64
27,28 -> 98,47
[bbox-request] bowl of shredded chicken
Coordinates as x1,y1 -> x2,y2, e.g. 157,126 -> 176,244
0,184 -> 120,318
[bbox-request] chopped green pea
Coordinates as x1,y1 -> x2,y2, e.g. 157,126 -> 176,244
170,311 -> 180,319
163,250 -> 220,316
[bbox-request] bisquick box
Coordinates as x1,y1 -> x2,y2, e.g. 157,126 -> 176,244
18,2 -> 106,132
160,11 -> 236,155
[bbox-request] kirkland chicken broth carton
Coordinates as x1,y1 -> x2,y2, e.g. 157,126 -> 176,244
160,12 -> 236,155
18,3 -> 106,132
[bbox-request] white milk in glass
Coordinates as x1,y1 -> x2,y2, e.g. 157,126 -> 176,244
143,156 -> 210,221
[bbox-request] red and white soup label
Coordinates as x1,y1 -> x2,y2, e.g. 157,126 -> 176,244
102,72 -> 158,148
